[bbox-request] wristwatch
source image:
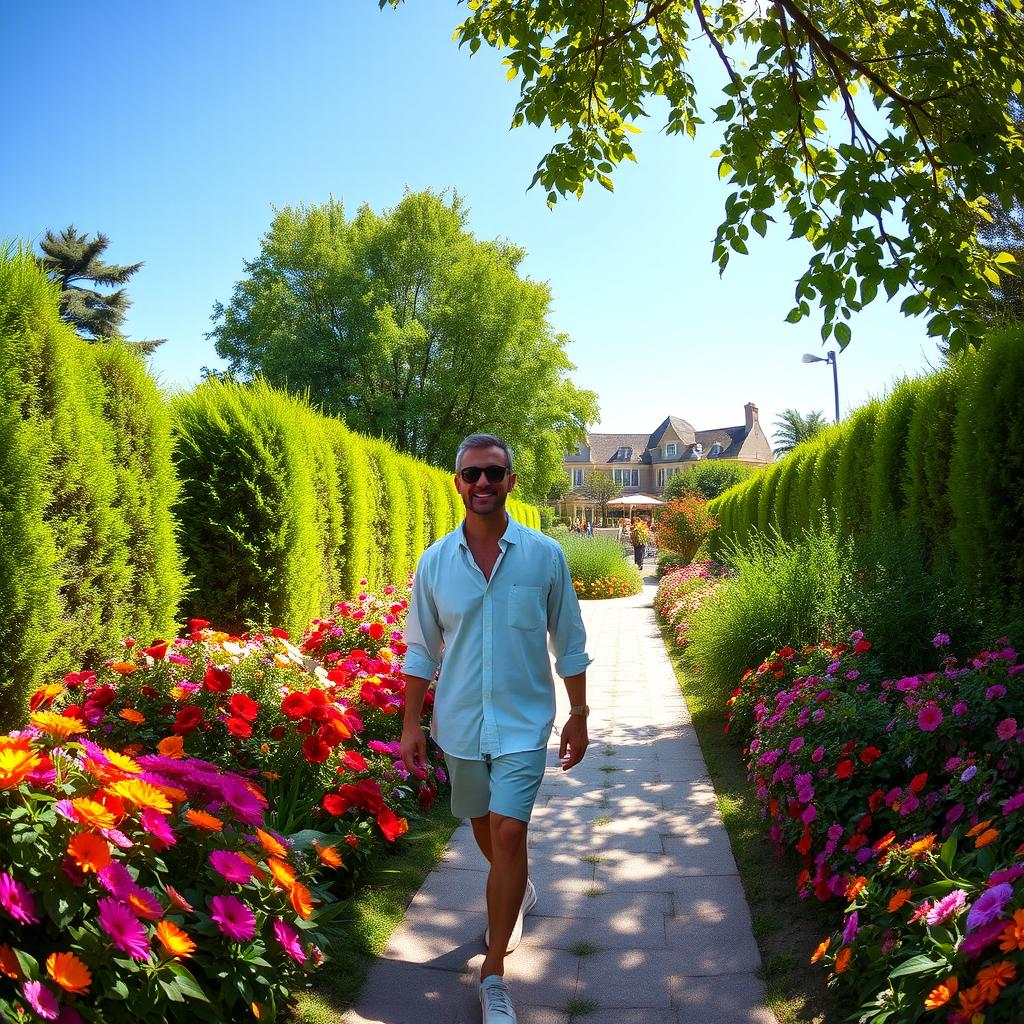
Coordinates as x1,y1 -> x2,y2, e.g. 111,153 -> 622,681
569,704 -> 590,717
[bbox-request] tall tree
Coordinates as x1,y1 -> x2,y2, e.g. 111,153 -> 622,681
38,226 -> 163,353
772,409 -> 826,457
209,189 -> 599,502
578,471 -> 623,523
383,1 -> 1024,356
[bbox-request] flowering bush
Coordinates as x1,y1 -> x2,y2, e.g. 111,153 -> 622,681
653,562 -> 730,649
0,720 -> 337,1023
653,497 -> 718,565
559,535 -> 642,600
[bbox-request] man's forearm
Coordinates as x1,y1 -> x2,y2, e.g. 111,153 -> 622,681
402,675 -> 432,732
563,672 -> 587,707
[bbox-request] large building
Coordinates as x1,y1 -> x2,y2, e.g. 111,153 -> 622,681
558,403 -> 774,522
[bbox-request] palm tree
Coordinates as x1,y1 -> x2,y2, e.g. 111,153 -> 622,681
772,409 -> 827,456
38,226 -> 164,352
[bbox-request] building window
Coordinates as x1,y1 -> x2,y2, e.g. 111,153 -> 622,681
665,442 -> 677,458
573,468 -> 584,487
707,443 -> 723,459
657,468 -> 665,488
616,446 -> 633,461
613,468 -> 639,486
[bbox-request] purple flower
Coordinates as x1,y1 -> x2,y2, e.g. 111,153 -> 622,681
842,911 -> 859,944
987,864 -> 1024,887
828,824 -> 844,842
849,630 -> 864,642
953,701 -> 968,717
932,633 -> 951,648
1002,792 -> 1024,815
801,805 -> 817,825
925,888 -> 967,926
986,685 -> 1006,701
996,718 -> 1018,741
788,737 -> 804,754
917,705 -> 943,732
966,883 -> 1013,930
960,765 -> 978,783
827,661 -> 841,674
811,745 -> 825,763
23,980 -> 59,1021
960,918 -> 1007,957
845,669 -> 861,681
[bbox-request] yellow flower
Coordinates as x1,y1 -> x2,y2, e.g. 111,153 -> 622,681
30,712 -> 86,740
108,779 -> 172,814
102,749 -> 141,774
0,748 -> 40,790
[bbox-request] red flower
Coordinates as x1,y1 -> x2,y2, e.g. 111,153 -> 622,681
226,717 -> 253,739
172,706 -> 204,735
859,746 -> 882,765
322,793 -> 349,816
228,693 -> 260,722
418,783 -> 436,813
271,627 -> 289,639
303,736 -> 330,764
340,750 -> 367,773
188,618 -> 211,631
853,639 -> 872,654
909,772 -> 928,794
143,641 -> 169,660
344,834 -> 359,848
368,622 -> 385,641
281,692 -> 312,719
203,664 -> 232,693
90,685 -> 117,708
836,759 -> 855,780
796,827 -> 813,856
376,808 -> 408,842
269,725 -> 287,741
867,789 -> 885,812
778,646 -> 796,660
326,667 -> 350,685
316,722 -> 345,748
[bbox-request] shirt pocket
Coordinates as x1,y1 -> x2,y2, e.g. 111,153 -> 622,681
508,585 -> 545,631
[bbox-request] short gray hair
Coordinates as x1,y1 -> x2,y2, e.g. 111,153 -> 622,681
455,433 -> 514,472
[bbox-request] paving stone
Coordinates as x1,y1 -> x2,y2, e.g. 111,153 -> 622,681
674,973 -> 776,1024
583,1012 -> 680,1024
575,950 -> 678,1008
346,960 -> 478,1024
381,905 -> 487,966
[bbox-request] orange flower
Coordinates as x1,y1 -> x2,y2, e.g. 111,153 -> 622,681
67,832 -> 111,874
974,828 -> 1000,848
30,711 -> 86,740
810,937 -> 830,964
46,951 -> 92,995
0,945 -> 22,980
974,961 -> 1016,1003
119,708 -> 145,724
157,735 -> 185,759
236,851 -> 267,881
956,984 -> 988,1018
924,976 -> 958,1010
834,947 -> 852,974
156,920 -> 196,959
29,683 -> 63,711
122,743 -> 144,756
999,908 -> 1024,952
967,819 -> 994,838
262,770 -> 280,781
185,808 -> 223,831
102,749 -> 141,774
0,747 -> 40,790
290,881 -> 314,919
888,889 -> 913,913
313,842 -> 343,868
268,857 -> 297,890
108,779 -> 172,814
256,828 -> 288,858
108,661 -> 138,675
907,835 -> 937,856
72,797 -> 119,831
846,876 -> 868,900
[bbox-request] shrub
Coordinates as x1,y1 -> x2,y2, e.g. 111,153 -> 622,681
653,561 -> 731,649
361,439 -> 409,590
832,402 -> 879,534
663,460 -> 759,501
324,420 -> 373,597
755,463 -> 782,535
538,504 -> 557,534
868,377 -> 920,528
557,534 -> 642,599
654,498 -> 718,565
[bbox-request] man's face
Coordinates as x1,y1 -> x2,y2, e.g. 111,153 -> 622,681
455,445 -> 516,517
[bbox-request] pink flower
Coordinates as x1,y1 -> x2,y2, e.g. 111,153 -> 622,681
209,850 -> 254,884
98,862 -> 135,899
141,808 -> 176,845
996,717 -> 1018,741
917,704 -> 943,732
960,918 -> 1007,957
811,746 -> 825,763
988,864 -> 1024,887
0,871 -> 39,925
273,918 -> 307,963
23,980 -> 60,1021
932,633 -> 950,648
952,701 -> 968,717
98,898 -> 151,960
1001,792 -> 1024,816
986,684 -> 1006,701
925,889 -> 967,926
788,737 -> 805,754
210,894 -> 256,941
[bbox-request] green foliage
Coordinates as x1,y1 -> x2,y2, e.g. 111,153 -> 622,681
832,402 -> 879,533
770,448 -> 803,542
557,534 -> 642,599
89,341 -> 186,645
772,409 -> 828,457
664,459 -> 759,501
868,378 -> 920,528
538,504 -> 557,534
807,426 -> 844,524
388,1 -> 1024,353
325,420 -> 373,596
654,498 -> 718,564
395,455 -> 425,574
361,438 -> 410,590
209,190 -> 599,502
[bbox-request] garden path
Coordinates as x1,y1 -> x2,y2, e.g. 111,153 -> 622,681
346,569 -> 774,1024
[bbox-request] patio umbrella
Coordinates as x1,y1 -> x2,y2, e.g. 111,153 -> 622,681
606,494 -> 664,511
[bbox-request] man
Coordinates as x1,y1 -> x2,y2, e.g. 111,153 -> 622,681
400,433 -> 592,1024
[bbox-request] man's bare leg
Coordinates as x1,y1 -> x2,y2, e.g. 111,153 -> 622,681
470,813 -> 494,863
480,812 -> 528,979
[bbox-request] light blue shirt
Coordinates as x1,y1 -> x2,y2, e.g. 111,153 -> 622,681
403,516 -> 592,760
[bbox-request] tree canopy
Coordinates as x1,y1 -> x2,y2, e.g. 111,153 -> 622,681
209,189 -> 598,502
579,471 -> 624,521
772,407 -> 827,455
383,1 -> 1024,355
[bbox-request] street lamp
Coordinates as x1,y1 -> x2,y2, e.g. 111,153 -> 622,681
802,350 -> 840,424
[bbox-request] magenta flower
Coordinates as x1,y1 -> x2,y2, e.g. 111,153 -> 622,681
98,862 -> 135,899
23,980 -> 59,1021
967,883 -> 1013,930
1002,793 -> 1024,815
952,701 -> 968,717
960,918 -> 1007,957
917,704 -> 943,732
0,871 -> 39,925
996,718 -> 1018,741
932,633 -> 950,648
273,918 -> 307,964
210,894 -> 256,941
811,746 -> 825,763
141,808 -> 176,845
988,864 -> 1024,887
98,897 -> 151,960
986,684 -> 1006,701
788,736 -> 804,754
209,850 -> 254,884
842,911 -> 859,944
925,888 -> 967,926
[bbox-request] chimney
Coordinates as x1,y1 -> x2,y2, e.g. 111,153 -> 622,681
744,402 -> 759,431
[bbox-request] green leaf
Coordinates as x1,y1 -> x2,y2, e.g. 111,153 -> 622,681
167,963 -> 210,1002
834,322 -> 851,348
889,955 -> 946,979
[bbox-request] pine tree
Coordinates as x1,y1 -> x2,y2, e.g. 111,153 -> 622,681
38,226 -> 164,352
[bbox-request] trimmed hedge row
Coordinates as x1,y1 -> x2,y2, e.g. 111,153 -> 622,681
0,248 -> 185,721
709,324 -> 1024,614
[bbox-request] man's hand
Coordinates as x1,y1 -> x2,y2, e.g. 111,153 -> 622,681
559,715 -> 589,771
400,726 -> 428,777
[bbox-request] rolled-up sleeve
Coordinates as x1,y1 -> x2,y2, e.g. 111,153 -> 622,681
403,554 -> 443,680
547,547 -> 592,678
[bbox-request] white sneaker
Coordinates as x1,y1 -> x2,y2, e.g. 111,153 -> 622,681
480,975 -> 517,1023
485,879 -> 537,954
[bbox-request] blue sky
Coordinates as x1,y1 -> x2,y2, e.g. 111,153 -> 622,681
0,1 -> 937,438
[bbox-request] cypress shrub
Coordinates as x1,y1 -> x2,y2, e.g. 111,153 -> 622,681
833,402 -> 879,534
949,325 -> 1024,613
448,482 -> 465,531
869,378 -> 920,528
421,466 -> 453,544
785,444 -> 823,541
0,248 -> 61,720
363,438 -> 409,587
172,380 -> 324,634
396,455 -> 425,570
755,464 -> 783,535
325,420 -> 373,595
770,450 -> 803,542
89,341 -> 186,646
732,472 -> 764,550
808,425 -> 844,525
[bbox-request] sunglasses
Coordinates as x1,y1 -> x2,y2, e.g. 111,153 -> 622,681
458,465 -> 510,484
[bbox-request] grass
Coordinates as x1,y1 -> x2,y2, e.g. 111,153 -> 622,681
657,619 -> 842,1024
585,886 -> 604,897
592,814 -> 612,827
565,996 -> 597,1018
290,802 -> 460,1023
582,853 -> 604,864
570,940 -> 598,956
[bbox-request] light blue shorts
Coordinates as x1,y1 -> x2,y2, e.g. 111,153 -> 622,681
444,747 -> 548,823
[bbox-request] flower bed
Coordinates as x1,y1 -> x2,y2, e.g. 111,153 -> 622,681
1,582 -> 448,1021
728,633 -> 1024,1022
653,561 -> 730,649
558,535 -> 642,600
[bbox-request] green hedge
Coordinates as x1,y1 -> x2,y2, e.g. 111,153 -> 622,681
709,324 -> 1024,623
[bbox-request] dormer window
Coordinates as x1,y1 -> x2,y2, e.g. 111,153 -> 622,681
664,442 -> 677,458
616,446 -> 633,461
707,443 -> 723,459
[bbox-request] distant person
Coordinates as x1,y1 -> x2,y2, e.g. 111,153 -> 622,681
585,520 -> 593,539
630,518 -> 650,571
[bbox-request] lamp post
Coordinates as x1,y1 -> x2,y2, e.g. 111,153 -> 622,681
801,351 -> 840,424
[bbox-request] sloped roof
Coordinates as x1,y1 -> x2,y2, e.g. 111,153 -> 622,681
648,415 -> 696,448
695,426 -> 747,458
571,433 -> 650,464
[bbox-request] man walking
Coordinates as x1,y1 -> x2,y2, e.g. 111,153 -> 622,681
400,433 -> 592,1024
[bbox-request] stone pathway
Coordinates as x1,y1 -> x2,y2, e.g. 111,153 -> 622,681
347,573 -> 774,1024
